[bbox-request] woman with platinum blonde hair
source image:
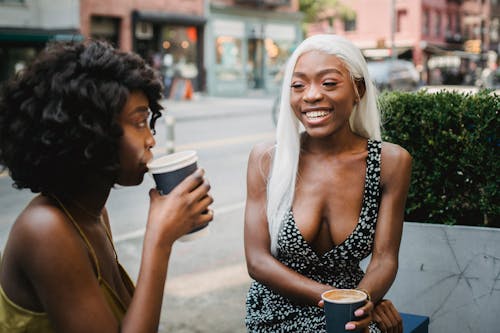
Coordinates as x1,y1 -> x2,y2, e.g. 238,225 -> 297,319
244,34 -> 412,332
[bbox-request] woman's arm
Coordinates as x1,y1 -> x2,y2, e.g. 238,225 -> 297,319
355,142 -> 412,333
122,168 -> 213,332
10,169 -> 213,333
244,143 -> 332,306
357,142 -> 412,302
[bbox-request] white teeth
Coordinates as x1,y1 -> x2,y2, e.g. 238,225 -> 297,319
305,110 -> 330,118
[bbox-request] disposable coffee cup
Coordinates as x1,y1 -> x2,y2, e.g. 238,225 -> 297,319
321,289 -> 368,333
147,150 -> 209,242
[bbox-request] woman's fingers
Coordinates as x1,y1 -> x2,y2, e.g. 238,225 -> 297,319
346,315 -> 371,331
346,301 -> 373,331
175,168 -> 205,193
373,299 -> 403,333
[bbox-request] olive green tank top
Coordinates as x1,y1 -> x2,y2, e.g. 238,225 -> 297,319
0,198 -> 135,332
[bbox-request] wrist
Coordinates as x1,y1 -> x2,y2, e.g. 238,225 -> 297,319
355,287 -> 372,302
144,228 -> 175,253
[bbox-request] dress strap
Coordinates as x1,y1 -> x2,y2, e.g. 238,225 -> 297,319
51,195 -> 102,280
367,139 -> 382,185
100,219 -> 119,261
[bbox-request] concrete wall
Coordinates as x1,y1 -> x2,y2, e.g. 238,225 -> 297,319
0,0 -> 79,29
383,222 -> 500,333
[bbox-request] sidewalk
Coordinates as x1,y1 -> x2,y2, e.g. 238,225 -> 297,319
160,94 -> 275,121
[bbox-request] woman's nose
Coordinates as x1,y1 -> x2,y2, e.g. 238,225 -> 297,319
303,84 -> 323,103
146,130 -> 156,149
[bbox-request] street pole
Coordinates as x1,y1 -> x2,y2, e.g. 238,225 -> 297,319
391,0 -> 397,61
165,115 -> 175,154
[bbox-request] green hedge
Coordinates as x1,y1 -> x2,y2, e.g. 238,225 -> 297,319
379,89 -> 499,227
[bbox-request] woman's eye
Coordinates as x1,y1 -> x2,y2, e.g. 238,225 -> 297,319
291,83 -> 304,89
136,118 -> 148,128
323,81 -> 337,87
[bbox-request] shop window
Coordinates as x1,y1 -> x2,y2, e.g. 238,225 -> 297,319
0,46 -> 37,83
397,10 -> 407,33
455,13 -> 461,34
161,26 -> 200,93
446,13 -> 453,36
343,17 -> 356,32
435,12 -> 442,37
423,10 -> 430,36
91,16 -> 120,47
265,38 -> 294,82
215,36 -> 243,81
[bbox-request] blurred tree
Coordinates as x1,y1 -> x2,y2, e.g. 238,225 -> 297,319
299,0 -> 355,33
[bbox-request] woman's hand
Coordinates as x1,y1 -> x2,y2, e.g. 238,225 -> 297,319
317,298 -> 374,332
372,299 -> 402,333
345,300 -> 374,332
146,168 -> 214,248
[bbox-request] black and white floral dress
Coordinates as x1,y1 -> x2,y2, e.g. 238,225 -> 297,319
246,139 -> 382,333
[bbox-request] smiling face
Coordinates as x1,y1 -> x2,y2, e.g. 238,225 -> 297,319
116,90 -> 156,186
290,50 -> 359,139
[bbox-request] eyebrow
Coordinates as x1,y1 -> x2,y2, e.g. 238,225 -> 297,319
131,106 -> 150,114
292,68 -> 344,78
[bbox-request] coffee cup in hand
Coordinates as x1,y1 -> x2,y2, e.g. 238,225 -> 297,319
147,150 -> 209,242
321,289 -> 368,333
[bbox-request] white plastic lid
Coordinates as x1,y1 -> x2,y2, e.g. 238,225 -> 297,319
148,150 -> 198,174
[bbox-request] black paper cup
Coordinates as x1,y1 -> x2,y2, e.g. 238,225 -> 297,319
321,289 -> 367,333
147,150 -> 209,242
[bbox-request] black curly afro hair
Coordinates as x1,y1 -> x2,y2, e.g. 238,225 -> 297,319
0,39 -> 163,194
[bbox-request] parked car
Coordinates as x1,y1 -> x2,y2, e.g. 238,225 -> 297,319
366,59 -> 420,92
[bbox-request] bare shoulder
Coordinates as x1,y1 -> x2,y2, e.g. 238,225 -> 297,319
247,141 -> 275,193
6,196 -> 87,273
380,142 -> 412,185
380,142 -> 411,162
249,141 -> 275,162
248,141 -> 275,173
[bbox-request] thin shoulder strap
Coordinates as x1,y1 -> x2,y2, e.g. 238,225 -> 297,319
52,196 -> 102,279
100,218 -> 119,261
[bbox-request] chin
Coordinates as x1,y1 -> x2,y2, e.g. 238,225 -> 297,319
117,174 -> 145,187
304,127 -> 336,138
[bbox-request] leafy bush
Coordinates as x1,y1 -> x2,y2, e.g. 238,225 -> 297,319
380,89 -> 499,227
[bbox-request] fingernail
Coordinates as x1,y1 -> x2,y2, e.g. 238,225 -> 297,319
354,309 -> 364,316
345,323 -> 355,330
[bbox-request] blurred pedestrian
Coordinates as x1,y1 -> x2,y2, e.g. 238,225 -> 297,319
244,34 -> 412,333
0,40 -> 213,332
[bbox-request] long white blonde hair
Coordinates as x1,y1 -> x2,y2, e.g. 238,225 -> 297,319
267,34 -> 381,255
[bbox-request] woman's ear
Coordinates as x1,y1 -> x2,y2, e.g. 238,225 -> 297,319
355,78 -> 366,100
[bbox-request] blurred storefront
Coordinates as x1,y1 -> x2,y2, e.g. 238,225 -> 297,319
131,11 -> 206,94
0,0 -> 81,84
0,28 -> 82,83
80,0 -> 206,95
206,1 -> 302,96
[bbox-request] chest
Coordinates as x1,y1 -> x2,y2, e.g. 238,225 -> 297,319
82,225 -> 132,307
291,152 -> 369,248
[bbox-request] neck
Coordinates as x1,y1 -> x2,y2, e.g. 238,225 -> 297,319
53,174 -> 113,222
301,130 -> 366,156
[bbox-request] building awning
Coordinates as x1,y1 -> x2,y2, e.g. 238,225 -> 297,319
362,47 -> 412,59
420,41 -> 464,55
132,10 -> 206,27
0,28 -> 83,43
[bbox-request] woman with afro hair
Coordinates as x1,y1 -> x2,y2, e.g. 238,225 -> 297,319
0,40 -> 213,332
